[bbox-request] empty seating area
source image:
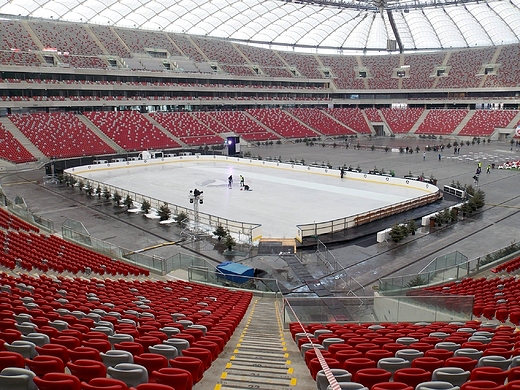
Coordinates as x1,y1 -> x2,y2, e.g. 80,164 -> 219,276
319,55 -> 364,90
458,110 -> 518,137
415,109 -> 469,135
0,51 -> 41,66
246,108 -> 319,138
362,55 -> 400,90
0,269 -> 252,388
324,108 -> 372,134
402,52 -> 445,90
278,51 -> 324,79
0,20 -> 39,52
0,208 -> 39,233
168,34 -> 206,62
291,319 -> 520,390
436,47 -> 495,89
0,124 -> 36,163
88,25 -> 130,58
287,108 -> 355,136
422,276 -> 520,324
236,44 -> 286,69
365,108 -> 383,122
113,29 -> 182,57
206,111 -> 280,142
484,44 -> 520,88
2,230 -> 148,276
149,112 -> 223,146
492,255 -> 520,274
380,108 -> 425,134
58,55 -> 107,69
28,21 -> 102,56
8,112 -> 115,159
191,36 -> 247,66
83,111 -> 180,152
220,64 -> 255,77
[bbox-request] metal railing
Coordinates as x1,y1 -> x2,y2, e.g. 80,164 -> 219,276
284,294 -> 474,325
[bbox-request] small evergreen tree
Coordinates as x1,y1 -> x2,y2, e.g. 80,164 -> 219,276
213,225 -> 228,242
123,194 -> 134,210
113,191 -> 122,206
78,180 -> 84,192
225,233 -> 237,251
141,199 -> 151,214
96,185 -> 102,198
175,211 -> 189,228
407,219 -> 417,235
85,184 -> 93,197
158,203 -> 171,221
102,187 -> 111,200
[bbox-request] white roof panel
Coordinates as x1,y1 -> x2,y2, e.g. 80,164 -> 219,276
0,0 -> 518,52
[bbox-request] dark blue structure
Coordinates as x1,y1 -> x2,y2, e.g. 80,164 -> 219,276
216,261 -> 254,284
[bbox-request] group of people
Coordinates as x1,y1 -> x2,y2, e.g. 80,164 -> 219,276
473,161 -> 491,185
228,175 -> 251,191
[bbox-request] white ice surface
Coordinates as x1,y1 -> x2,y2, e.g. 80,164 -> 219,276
78,160 -> 429,238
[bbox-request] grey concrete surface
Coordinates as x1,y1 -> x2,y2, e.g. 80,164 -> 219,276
1,138 -> 519,296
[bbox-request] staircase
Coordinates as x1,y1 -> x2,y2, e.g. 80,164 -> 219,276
452,111 -> 474,136
213,297 -> 305,390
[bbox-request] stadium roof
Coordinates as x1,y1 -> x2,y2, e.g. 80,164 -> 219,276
1,0 -> 520,54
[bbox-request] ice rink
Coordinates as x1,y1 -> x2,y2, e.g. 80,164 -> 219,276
76,158 -> 435,238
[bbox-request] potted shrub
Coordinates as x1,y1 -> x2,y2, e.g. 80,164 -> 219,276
102,187 -> 111,200
224,233 -> 237,251
213,225 -> 228,243
175,211 -> 189,228
407,219 -> 418,235
141,199 -> 151,214
112,191 -> 122,206
158,203 -> 171,221
123,195 -> 134,210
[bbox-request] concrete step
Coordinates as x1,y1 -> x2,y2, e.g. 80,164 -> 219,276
214,298 -> 302,390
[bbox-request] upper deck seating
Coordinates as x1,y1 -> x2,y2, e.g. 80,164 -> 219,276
0,51 -> 40,66
89,25 -> 131,58
483,44 -> 520,88
190,37 -> 247,66
436,47 -> 496,89
113,28 -> 182,57
458,110 -> 518,137
319,55 -> 364,90
287,108 -> 355,136
83,111 -> 180,152
380,108 -> 425,134
8,112 -> 115,159
324,108 -> 372,134
277,52 -> 323,79
0,124 -> 36,163
362,55 -> 400,90
58,55 -> 107,69
402,52 -> 445,90
28,21 -> 102,56
0,20 -> 39,52
169,34 -> 206,62
246,108 -> 319,138
235,44 -> 292,77
415,109 -> 469,135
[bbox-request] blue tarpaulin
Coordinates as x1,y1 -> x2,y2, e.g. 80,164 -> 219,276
216,261 -> 254,284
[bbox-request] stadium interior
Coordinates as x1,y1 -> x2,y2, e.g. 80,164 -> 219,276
1,3 -> 520,389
